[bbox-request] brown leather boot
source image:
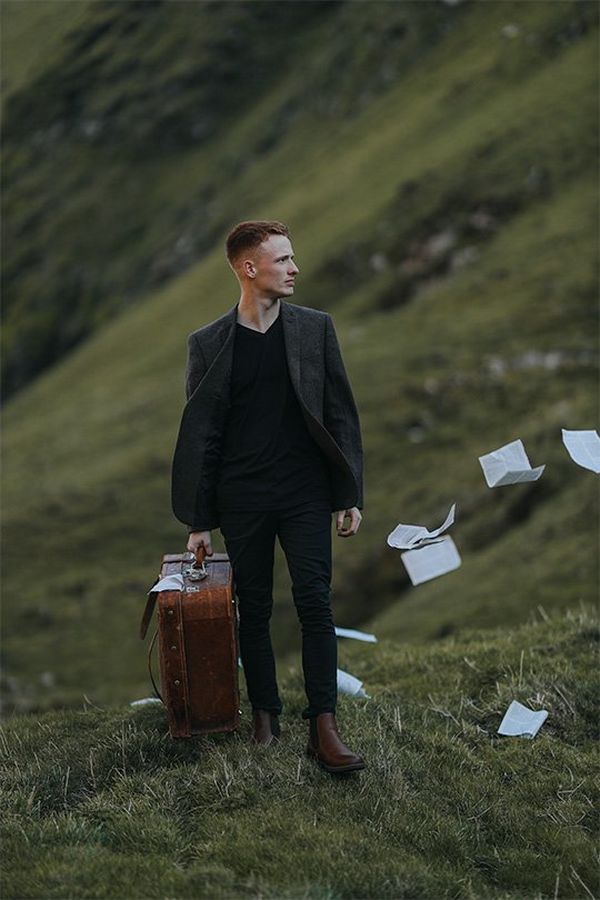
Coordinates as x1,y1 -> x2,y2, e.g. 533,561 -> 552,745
306,712 -> 366,773
250,709 -> 281,746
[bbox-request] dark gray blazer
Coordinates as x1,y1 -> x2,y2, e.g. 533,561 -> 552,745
171,299 -> 364,531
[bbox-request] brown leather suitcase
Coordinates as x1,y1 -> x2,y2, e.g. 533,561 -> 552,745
140,547 -> 241,738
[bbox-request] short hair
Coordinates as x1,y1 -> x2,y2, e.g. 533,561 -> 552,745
225,220 -> 290,267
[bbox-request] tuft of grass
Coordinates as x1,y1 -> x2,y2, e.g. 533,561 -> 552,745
1,607 -> 597,899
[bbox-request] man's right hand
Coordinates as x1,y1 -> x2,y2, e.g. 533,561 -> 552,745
186,530 -> 214,556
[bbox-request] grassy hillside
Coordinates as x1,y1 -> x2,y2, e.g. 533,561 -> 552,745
2,0 -> 598,716
1,0 -> 456,397
1,608 -> 597,899
0,0 -> 93,100
3,1 -> 596,396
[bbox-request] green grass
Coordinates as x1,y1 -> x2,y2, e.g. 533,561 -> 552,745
2,607 -> 598,899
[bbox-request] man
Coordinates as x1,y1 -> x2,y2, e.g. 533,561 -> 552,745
171,220 -> 366,773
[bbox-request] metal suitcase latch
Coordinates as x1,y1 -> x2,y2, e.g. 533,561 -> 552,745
182,551 -> 208,582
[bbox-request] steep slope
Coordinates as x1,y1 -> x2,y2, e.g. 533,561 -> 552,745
0,0 -> 93,100
2,1 -> 598,714
2,0 -> 464,397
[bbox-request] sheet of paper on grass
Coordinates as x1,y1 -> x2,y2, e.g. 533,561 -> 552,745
401,535 -> 461,586
335,627 -> 378,643
497,700 -> 548,738
387,503 -> 456,550
130,697 -> 163,707
561,428 -> 600,474
337,668 -> 370,698
478,439 -> 545,487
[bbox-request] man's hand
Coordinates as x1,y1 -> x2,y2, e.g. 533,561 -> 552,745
335,507 -> 362,537
187,530 -> 214,556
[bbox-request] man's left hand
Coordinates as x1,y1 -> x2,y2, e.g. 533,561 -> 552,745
335,507 -> 362,537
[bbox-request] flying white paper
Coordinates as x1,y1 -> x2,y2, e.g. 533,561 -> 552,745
335,627 -> 378,643
497,700 -> 548,738
387,503 -> 457,550
147,574 -> 184,594
401,536 -> 461,585
478,439 -> 545,487
561,429 -> 600,474
337,668 -> 370,698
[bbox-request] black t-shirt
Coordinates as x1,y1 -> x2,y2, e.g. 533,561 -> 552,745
215,311 -> 332,511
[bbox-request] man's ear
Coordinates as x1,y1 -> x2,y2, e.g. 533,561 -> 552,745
242,259 -> 256,279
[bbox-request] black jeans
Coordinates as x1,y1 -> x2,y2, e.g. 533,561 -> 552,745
219,500 -> 337,720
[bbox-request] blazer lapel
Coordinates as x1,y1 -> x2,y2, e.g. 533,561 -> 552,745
201,303 -> 238,374
281,301 -> 301,394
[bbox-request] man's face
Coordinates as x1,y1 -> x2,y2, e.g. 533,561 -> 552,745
244,234 -> 299,299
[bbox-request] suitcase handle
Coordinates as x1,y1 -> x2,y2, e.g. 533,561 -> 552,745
185,546 -> 208,581
195,546 -> 206,566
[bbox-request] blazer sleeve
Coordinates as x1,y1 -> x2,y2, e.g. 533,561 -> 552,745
183,332 -> 217,533
323,314 -> 364,509
185,332 -> 208,401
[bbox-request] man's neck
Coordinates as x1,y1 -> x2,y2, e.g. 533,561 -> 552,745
236,296 -> 281,331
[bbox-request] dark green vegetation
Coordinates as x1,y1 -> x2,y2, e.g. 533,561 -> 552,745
2,609 -> 598,899
1,1 -> 598,894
